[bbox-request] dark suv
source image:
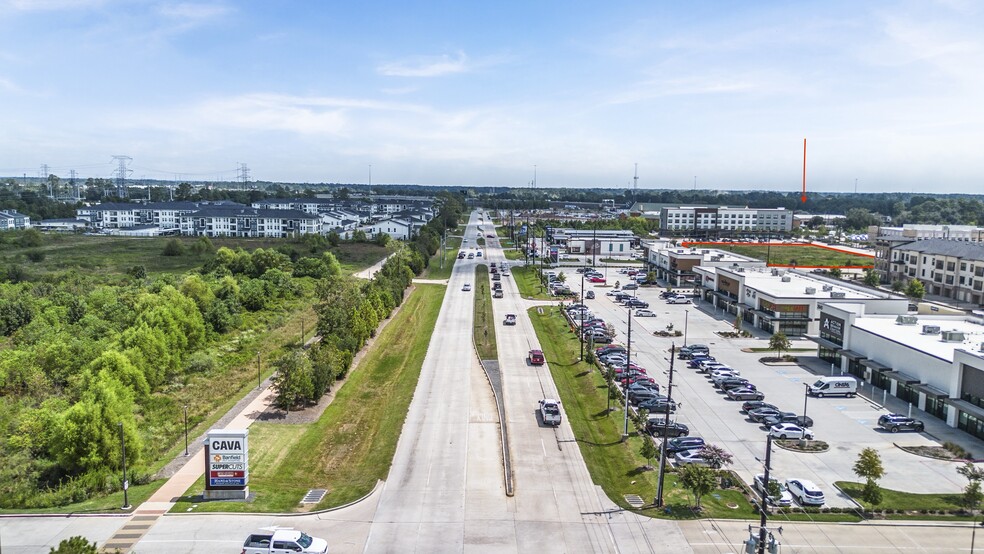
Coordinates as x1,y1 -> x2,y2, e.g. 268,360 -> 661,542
878,414 -> 925,433
763,412 -> 813,428
646,420 -> 689,438
663,436 -> 705,454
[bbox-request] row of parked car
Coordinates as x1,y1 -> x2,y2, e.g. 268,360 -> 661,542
678,346 -> 826,506
566,303 -> 614,343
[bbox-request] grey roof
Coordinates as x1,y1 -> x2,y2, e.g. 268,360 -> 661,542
188,206 -> 319,220
142,201 -> 201,210
40,218 -> 88,224
82,202 -> 136,211
895,238 -> 984,262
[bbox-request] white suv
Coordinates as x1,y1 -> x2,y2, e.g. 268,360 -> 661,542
785,478 -> 825,506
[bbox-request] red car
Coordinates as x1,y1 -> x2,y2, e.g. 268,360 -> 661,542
529,349 -> 545,365
588,276 -> 606,283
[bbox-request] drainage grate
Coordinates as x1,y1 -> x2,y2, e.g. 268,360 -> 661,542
301,489 -> 327,504
623,494 -> 645,508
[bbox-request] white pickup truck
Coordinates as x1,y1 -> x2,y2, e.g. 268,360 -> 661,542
242,529 -> 329,554
539,399 -> 562,426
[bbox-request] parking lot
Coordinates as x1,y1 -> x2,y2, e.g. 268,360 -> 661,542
566,269 -> 973,508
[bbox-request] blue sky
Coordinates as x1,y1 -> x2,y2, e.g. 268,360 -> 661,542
1,1 -> 983,193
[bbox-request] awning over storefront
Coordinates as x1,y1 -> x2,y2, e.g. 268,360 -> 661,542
945,399 -> 984,420
861,359 -> 891,372
749,309 -> 811,321
805,335 -> 841,351
840,350 -> 867,361
884,371 -> 920,384
911,383 -> 949,398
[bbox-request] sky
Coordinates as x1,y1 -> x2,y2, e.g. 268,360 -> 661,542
1,1 -> 983,193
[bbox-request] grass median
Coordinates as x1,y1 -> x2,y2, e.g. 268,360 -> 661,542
526,305 -> 756,519
473,265 -> 498,360
171,283 -> 446,513
511,265 -> 553,299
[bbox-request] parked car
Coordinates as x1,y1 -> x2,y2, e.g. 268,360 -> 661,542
628,389 -> 663,404
741,400 -> 778,413
659,290 -> 678,299
637,397 -> 677,413
635,309 -> 655,317
627,382 -> 660,394
786,478 -> 825,506
687,355 -> 716,368
715,377 -> 751,390
748,407 -> 783,422
621,283 -> 639,290
666,295 -> 692,304
877,414 -> 925,433
727,387 -> 765,401
625,299 -> 650,309
646,419 -> 690,438
769,423 -> 814,440
585,291 -> 595,299
595,345 -> 625,356
606,289 -> 621,296
674,448 -> 712,466
678,345 -> 709,359
529,349 -> 545,365
763,413 -> 814,428
588,276 -> 606,283
663,436 -> 705,454
753,474 -> 793,507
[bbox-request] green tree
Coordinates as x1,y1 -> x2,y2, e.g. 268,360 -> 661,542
891,280 -> 905,293
905,279 -> 926,299
853,447 -> 885,505
678,463 -> 717,509
374,231 -> 391,247
271,350 -> 315,411
863,268 -> 880,287
49,536 -> 98,554
639,438 -> 659,469
828,267 -> 842,279
768,331 -> 791,359
161,238 -> 184,257
958,462 -> 984,511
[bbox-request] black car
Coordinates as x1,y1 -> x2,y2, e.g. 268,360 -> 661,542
659,290 -> 678,299
663,436 -> 705,454
687,355 -> 716,368
715,377 -> 751,390
749,407 -> 782,422
646,420 -> 689,438
677,345 -> 710,359
637,397 -> 678,413
878,414 -> 925,433
626,299 -> 650,309
628,389 -> 662,404
742,400 -> 777,413
763,412 -> 813,428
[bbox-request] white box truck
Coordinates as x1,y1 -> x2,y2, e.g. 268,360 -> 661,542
808,376 -> 857,398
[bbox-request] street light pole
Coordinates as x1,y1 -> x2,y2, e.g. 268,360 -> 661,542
119,422 -> 130,510
801,383 -> 810,446
580,266 -> 586,361
684,309 -> 689,347
183,405 -> 189,456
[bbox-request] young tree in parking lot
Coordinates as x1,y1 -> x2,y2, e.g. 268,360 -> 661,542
769,331 -> 791,360
698,444 -> 733,470
829,267 -> 843,279
49,536 -> 99,554
958,462 -> 984,511
679,464 -> 717,510
639,437 -> 659,470
853,447 -> 885,505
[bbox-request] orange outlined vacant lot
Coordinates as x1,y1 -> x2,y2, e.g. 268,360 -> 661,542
679,241 -> 875,269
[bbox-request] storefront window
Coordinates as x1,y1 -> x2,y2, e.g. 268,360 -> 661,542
925,396 -> 947,421
958,411 -> 984,440
896,383 -> 919,405
871,371 -> 891,391
847,359 -> 866,379
818,346 -> 839,365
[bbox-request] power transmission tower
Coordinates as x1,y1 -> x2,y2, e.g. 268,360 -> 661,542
112,155 -> 132,198
633,163 -> 638,198
40,164 -> 51,197
238,163 -> 251,191
69,169 -> 78,201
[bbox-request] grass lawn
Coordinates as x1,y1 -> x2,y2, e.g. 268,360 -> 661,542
170,283 -> 446,513
0,234 -> 391,277
0,480 -> 165,515
419,236 -> 462,280
473,266 -> 498,360
836,481 -> 972,517
683,243 -> 873,268
527,305 -> 757,520
511,265 -> 553,299
503,248 -> 524,260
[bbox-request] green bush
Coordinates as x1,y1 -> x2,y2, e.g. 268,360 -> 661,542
162,238 -> 185,256
26,249 -> 46,262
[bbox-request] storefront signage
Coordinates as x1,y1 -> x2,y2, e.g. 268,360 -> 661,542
820,312 -> 845,340
205,429 -> 249,489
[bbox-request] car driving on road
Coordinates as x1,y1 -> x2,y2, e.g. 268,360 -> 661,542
528,349 -> 545,365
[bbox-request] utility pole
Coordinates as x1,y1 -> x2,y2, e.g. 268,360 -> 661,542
655,343 -> 676,506
69,169 -> 78,201
238,163 -> 251,191
580,262 -> 586,361
745,434 -> 780,554
40,164 -> 50,198
622,306 -> 633,440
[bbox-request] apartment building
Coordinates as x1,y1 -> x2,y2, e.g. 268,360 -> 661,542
887,239 -> 984,305
179,206 -> 320,238
0,210 -> 31,230
659,206 -> 792,236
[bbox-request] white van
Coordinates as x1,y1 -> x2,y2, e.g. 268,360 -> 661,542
808,376 -> 857,398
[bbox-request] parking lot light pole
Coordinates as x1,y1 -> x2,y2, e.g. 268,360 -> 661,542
183,405 -> 189,456
801,384 -> 810,447
684,309 -> 689,347
119,422 -> 130,510
580,263 -> 586,361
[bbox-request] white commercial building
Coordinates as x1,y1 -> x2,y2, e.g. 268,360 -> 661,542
811,303 -> 984,440
660,205 -> 792,235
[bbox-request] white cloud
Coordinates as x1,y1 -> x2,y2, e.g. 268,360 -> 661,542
377,51 -> 470,77
157,2 -> 231,22
1,0 -> 105,11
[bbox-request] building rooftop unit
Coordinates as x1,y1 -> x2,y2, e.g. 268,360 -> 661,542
853,315 -> 984,362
